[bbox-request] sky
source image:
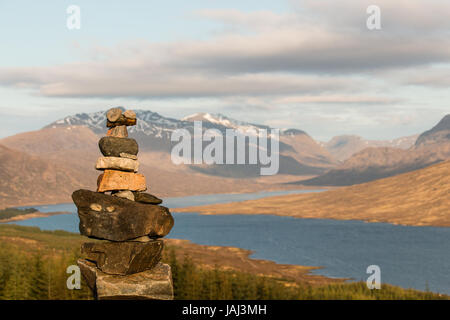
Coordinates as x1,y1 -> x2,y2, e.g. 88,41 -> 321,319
0,0 -> 449,141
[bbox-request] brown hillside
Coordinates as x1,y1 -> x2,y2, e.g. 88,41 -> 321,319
297,142 -> 450,186
0,144 -> 95,208
0,127 -> 306,208
0,126 -> 101,176
175,160 -> 450,227
279,133 -> 337,168
298,115 -> 450,186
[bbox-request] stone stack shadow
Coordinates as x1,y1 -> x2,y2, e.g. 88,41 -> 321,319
73,107 -> 175,300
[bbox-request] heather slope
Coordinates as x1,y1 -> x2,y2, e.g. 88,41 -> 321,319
175,160 -> 450,227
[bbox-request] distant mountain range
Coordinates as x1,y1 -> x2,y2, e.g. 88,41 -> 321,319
297,114 -> 450,186
0,124 -> 296,208
45,109 -> 337,177
319,134 -> 418,162
415,114 -> 450,147
1,109 -> 331,208
0,109 -> 449,208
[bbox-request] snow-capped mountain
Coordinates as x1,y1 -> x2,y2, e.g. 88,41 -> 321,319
182,112 -> 270,131
45,108 -> 336,177
47,109 -> 307,140
48,108 -> 187,140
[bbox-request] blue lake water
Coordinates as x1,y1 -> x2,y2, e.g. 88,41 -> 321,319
9,189 -> 450,295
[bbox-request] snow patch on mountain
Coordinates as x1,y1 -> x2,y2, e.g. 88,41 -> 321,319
47,109 -> 305,140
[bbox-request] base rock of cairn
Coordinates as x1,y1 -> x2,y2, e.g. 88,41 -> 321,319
78,260 -> 173,300
73,107 -> 174,300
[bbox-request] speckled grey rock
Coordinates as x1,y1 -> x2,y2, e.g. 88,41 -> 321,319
78,259 -> 174,300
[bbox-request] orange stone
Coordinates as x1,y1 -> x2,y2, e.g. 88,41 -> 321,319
106,125 -> 128,138
97,170 -> 147,192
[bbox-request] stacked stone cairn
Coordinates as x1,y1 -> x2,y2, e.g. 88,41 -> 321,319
73,107 -> 175,300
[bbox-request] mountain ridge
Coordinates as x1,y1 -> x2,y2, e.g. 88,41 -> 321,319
415,114 -> 450,147
1,109 -> 448,208
295,114 -> 450,186
320,134 -> 418,161
44,108 -> 337,177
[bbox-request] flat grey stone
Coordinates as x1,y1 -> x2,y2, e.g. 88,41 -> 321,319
133,192 -> 163,205
78,260 -> 174,300
96,157 -> 139,172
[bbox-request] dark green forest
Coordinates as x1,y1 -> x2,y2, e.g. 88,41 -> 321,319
0,208 -> 38,221
0,224 -> 447,300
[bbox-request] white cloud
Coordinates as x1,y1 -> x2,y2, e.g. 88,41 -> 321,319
0,1 -> 449,99
275,95 -> 401,105
0,1 -> 449,141
297,0 -> 450,34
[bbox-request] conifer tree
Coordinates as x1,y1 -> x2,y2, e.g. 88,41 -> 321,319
29,253 -> 49,300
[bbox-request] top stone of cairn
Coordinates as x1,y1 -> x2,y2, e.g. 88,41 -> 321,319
107,108 -> 123,122
106,107 -> 137,127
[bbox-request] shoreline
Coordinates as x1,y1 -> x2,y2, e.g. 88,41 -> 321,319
164,238 -> 346,286
173,208 -> 450,228
0,184 -> 330,210
0,211 -> 71,223
1,186 -> 325,213
1,216 -> 447,294
0,223 -> 344,286
174,160 -> 450,228
173,193 -> 450,228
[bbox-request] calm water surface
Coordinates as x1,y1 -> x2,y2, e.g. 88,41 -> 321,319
10,189 -> 450,294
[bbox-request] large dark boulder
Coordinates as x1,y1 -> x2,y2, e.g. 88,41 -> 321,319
99,136 -> 139,157
72,189 -> 174,241
81,240 -> 163,275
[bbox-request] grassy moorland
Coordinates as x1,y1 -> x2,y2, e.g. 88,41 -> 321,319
0,224 -> 447,300
175,160 -> 450,227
